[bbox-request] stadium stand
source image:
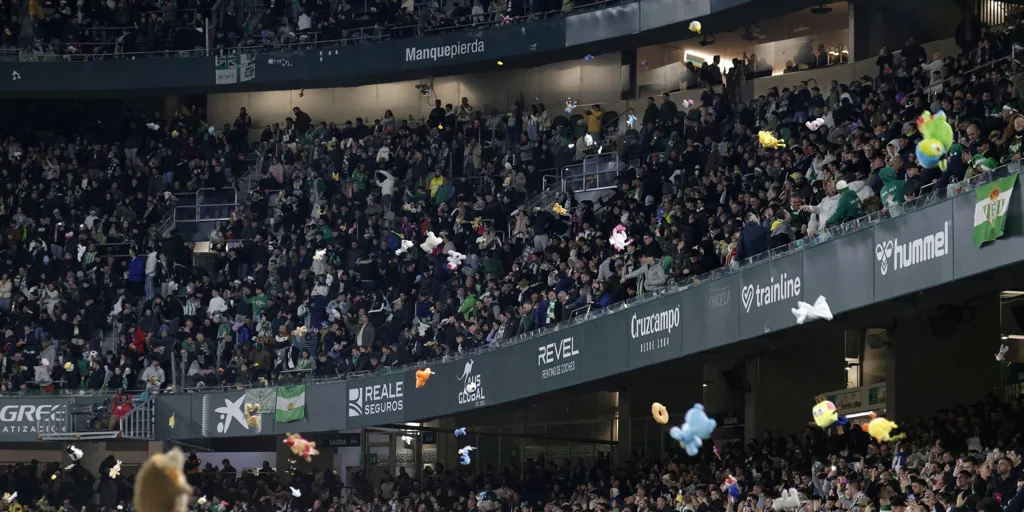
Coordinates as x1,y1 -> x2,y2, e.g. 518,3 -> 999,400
6,394 -> 1024,512
0,0 -> 624,60
0,17 -> 1021,394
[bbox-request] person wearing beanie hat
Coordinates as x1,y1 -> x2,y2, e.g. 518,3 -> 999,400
825,179 -> 864,227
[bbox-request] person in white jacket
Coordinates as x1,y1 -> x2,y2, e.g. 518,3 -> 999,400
803,180 -> 841,237
375,170 -> 395,207
145,250 -> 157,301
207,290 -> 228,318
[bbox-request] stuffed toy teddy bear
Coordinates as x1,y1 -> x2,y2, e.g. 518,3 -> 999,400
133,447 -> 193,512
420,232 -> 443,253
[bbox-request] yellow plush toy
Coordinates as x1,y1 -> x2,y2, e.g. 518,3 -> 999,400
861,413 -> 898,442
758,131 -> 786,150
244,404 -> 262,429
133,448 -> 193,512
811,395 -> 847,429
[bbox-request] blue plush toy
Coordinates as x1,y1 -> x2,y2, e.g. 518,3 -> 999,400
669,404 -> 718,456
458,446 -> 475,465
454,427 -> 467,437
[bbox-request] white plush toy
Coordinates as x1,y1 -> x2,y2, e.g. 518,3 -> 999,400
446,250 -> 466,270
609,225 -> 633,252
791,295 -> 834,324
420,232 -> 443,253
395,240 -> 414,255
775,489 -> 801,511
997,344 -> 1010,362
313,249 -> 327,261
805,118 -> 826,131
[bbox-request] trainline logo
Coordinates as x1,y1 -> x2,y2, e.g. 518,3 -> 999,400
741,273 -> 801,313
875,221 -> 949,276
405,40 -> 485,62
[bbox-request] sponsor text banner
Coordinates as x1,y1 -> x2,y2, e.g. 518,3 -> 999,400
346,373 -> 406,428
625,298 -> 684,369
681,273 -> 740,355
447,351 -> 497,414
0,399 -> 74,441
802,228 -> 875,314
738,254 -> 804,339
873,200 -> 955,301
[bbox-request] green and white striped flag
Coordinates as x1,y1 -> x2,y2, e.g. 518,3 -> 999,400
974,174 -> 1018,247
275,386 -> 306,423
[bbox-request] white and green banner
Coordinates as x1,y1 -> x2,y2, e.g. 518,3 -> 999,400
275,385 -> 306,422
245,387 -> 277,413
215,55 -> 255,85
974,174 -> 1018,247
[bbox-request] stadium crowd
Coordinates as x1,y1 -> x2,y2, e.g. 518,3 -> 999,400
0,0 -> 614,59
0,14 -> 1020,397
3,393 -> 1023,512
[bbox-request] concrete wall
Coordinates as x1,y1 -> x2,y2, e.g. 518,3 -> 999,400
886,292 -> 1002,423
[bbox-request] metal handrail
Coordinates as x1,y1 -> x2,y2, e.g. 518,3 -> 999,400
174,202 -> 239,222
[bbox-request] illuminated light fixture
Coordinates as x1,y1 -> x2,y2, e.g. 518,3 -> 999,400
845,410 -> 877,419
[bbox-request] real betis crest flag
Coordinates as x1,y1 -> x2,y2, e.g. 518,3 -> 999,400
974,174 -> 1018,247
275,385 -> 306,423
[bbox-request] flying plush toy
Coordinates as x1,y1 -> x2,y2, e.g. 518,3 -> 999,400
3,493 -> 17,504
668,404 -> 717,456
811,396 -> 847,429
689,20 -> 701,33
758,131 -> 786,150
420,232 -> 443,253
861,413 -> 898,442
454,427 -> 467,436
312,249 -> 327,261
681,99 -> 695,108
792,296 -> 834,325
997,344 -> 1010,362
723,476 -> 740,499
775,489 -> 800,511
290,487 -> 302,498
553,203 -> 568,216
196,497 -> 208,507
292,326 -> 308,337
915,111 -> 954,171
458,446 -> 476,465
244,403 -> 262,431
109,460 -> 123,479
651,403 -> 669,425
284,433 -> 320,462
609,225 -> 633,252
446,250 -> 466,270
806,118 -> 826,131
416,368 -> 434,388
564,97 -> 579,115
133,447 -> 193,512
395,240 -> 414,255
67,445 -> 83,461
